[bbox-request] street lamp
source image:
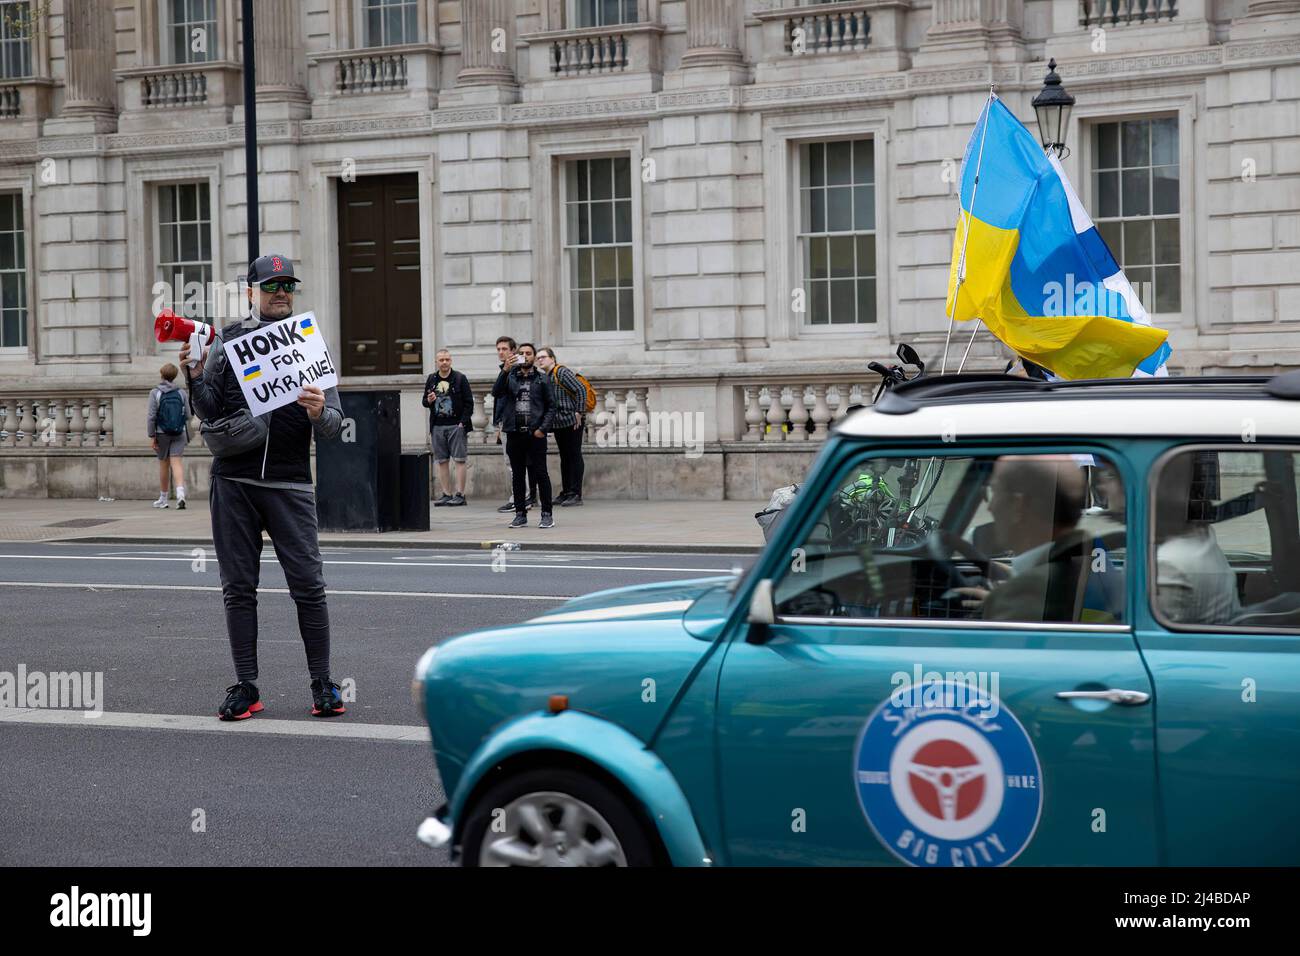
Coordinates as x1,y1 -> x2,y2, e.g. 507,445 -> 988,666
1032,58 -> 1075,158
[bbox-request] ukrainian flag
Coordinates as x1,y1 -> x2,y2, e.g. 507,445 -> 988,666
242,364 -> 262,381
300,317 -> 316,336
946,95 -> 1171,379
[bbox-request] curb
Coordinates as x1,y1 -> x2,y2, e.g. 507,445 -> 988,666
56,535 -> 762,555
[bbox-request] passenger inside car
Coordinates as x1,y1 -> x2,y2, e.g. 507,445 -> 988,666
1154,453 -> 1242,626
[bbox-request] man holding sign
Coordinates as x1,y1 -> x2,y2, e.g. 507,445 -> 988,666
182,254 -> 347,721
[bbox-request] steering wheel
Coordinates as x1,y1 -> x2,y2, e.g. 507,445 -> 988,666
927,530 -> 996,593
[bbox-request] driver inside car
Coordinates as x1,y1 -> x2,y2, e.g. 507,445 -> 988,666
952,456 -> 1098,623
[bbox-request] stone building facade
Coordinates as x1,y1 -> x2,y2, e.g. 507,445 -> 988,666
0,0 -> 1298,500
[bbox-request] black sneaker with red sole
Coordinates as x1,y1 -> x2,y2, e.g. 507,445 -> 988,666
217,680 -> 263,721
311,677 -> 346,717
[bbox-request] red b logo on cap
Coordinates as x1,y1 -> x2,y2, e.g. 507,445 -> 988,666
272,256 -> 283,273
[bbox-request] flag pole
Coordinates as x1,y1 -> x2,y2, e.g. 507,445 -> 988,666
940,87 -> 996,376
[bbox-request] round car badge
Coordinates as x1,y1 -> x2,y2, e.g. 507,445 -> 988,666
853,679 -> 1043,867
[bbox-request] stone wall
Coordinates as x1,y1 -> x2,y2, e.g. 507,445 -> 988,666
1,0 -> 1298,497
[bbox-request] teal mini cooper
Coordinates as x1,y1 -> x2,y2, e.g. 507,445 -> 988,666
413,373 -> 1300,867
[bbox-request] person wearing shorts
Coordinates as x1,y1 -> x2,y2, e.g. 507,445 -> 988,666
422,348 -> 474,506
147,363 -> 190,509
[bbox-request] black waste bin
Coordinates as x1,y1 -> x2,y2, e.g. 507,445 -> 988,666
316,390 -> 400,532
399,452 -> 431,531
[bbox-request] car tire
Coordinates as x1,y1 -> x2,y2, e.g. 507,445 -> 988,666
461,767 -> 659,867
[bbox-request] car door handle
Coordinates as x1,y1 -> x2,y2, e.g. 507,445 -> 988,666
1056,689 -> 1151,706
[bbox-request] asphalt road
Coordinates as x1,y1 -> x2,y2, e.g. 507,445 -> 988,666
0,543 -> 750,867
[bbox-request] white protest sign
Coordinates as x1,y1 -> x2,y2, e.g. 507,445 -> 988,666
223,311 -> 338,416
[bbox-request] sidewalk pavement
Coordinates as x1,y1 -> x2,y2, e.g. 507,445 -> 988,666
0,495 -> 768,553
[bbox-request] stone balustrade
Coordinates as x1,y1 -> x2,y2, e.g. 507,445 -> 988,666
469,385 -> 652,447
737,379 -> 873,443
1079,0 -> 1178,26
550,31 -> 631,75
0,394 -> 115,450
334,52 -> 409,93
117,62 -> 242,116
0,85 -> 20,118
141,69 -> 209,107
782,3 -> 872,55
520,22 -> 663,89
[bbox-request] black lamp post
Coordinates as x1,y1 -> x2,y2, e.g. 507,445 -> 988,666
242,0 -> 258,263
1032,58 -> 1075,158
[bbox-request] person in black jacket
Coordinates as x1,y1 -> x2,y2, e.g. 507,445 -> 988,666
491,342 -> 555,529
182,254 -> 347,721
421,348 -> 473,506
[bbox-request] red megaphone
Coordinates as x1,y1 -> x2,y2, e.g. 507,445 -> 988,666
154,309 -> 215,366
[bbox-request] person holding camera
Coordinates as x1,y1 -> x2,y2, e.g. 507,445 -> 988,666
422,348 -> 473,507
181,254 -> 347,721
491,342 -> 555,529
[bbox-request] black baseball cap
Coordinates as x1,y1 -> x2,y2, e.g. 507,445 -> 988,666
246,254 -> 298,285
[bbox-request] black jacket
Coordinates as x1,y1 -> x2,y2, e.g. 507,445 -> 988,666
421,369 -> 474,430
188,319 -> 343,483
492,365 -> 555,433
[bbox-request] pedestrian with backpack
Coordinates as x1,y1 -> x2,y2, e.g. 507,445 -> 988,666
535,347 -> 592,507
147,362 -> 190,509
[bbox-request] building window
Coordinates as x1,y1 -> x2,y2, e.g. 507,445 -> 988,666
167,0 -> 217,65
564,156 -> 634,333
0,192 -> 26,348
364,0 -> 418,47
1091,117 -> 1180,314
157,183 -> 213,319
571,0 -> 638,28
799,138 -> 876,325
0,1 -> 33,78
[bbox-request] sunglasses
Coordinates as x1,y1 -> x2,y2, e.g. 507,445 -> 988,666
259,280 -> 298,293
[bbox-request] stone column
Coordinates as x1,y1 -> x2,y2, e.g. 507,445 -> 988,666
457,0 -> 515,87
681,0 -> 742,68
254,0 -> 307,101
62,0 -> 117,121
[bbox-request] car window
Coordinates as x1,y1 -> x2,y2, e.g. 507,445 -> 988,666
773,452 -> 1127,626
1152,448 -> 1300,631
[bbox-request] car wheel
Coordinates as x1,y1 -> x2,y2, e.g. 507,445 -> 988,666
461,768 -> 657,867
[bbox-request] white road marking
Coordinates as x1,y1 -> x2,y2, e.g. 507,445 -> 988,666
0,706 -> 430,742
0,553 -> 733,573
0,581 -> 566,600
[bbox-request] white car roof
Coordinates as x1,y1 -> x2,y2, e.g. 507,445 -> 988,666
837,375 -> 1300,441
839,398 -> 1300,440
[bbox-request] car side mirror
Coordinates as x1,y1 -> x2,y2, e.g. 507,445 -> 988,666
746,579 -> 775,643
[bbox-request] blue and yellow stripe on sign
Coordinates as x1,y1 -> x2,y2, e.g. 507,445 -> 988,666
946,96 -> 1170,380
242,364 -> 262,381
300,317 -> 316,336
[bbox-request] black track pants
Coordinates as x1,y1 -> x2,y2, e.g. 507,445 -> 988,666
553,424 -> 585,497
209,476 -> 331,682
505,431 -> 552,514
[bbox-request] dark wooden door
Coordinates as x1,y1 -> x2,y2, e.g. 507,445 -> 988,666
337,174 -> 422,376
